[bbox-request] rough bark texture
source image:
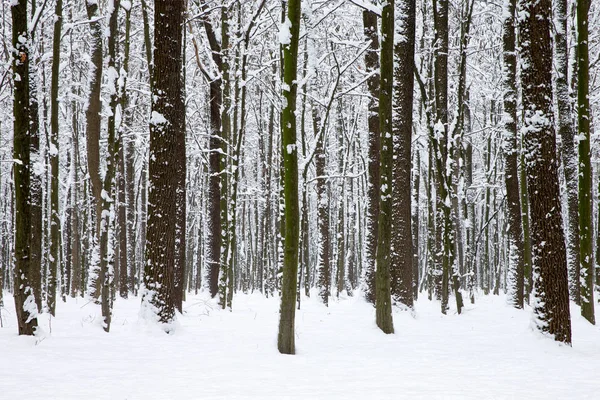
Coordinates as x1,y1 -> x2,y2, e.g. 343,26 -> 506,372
47,0 -> 63,316
433,0 -> 462,314
277,0 -> 301,354
577,0 -> 594,324
375,0 -> 395,334
519,0 -> 572,344
391,0 -> 415,309
201,8 -> 223,299
314,109 -> 331,306
555,0 -> 580,305
362,8 -> 380,304
142,0 -> 185,326
85,1 -> 103,300
29,47 -> 43,313
12,0 -> 39,335
502,0 -> 524,308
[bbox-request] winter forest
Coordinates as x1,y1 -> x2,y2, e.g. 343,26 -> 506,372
1,0 -> 600,397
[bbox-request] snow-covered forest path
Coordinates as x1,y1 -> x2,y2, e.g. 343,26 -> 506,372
1,292 -> 598,399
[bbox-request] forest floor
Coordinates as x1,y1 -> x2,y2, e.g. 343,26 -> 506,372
1,290 -> 599,399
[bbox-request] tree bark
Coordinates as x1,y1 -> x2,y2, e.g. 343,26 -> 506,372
362,6 -> 380,305
277,0 -> 301,354
555,0 -> 580,305
12,0 -> 39,335
502,0 -> 524,308
142,0 -> 185,327
576,0 -> 594,324
391,0 -> 416,309
519,0 -> 572,344
375,0 -> 395,334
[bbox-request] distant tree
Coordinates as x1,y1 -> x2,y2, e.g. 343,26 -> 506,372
314,108 -> 331,306
519,0 -> 572,343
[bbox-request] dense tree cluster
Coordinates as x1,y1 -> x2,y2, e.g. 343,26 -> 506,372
1,0 -> 599,348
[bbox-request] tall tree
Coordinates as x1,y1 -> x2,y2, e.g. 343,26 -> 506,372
198,0 -> 224,299
12,0 -> 39,335
314,109 -> 331,306
142,0 -> 185,326
29,0 -> 44,312
556,0 -> 580,305
577,0 -> 594,324
47,0 -> 63,316
519,0 -> 571,343
375,0 -> 394,334
391,0 -> 416,309
502,0 -> 525,308
277,0 -> 301,354
433,0 -> 462,314
85,0 -> 104,300
362,5 -> 380,305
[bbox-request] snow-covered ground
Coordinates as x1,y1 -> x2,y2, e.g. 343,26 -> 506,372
1,291 -> 599,399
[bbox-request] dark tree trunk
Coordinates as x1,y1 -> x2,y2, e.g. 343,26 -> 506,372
391,0 -> 416,309
375,0 -> 395,334
85,0 -> 104,300
12,0 -> 39,335
314,109 -> 331,306
362,7 -> 380,304
502,0 -> 525,308
577,0 -> 594,324
142,0 -> 185,326
47,0 -> 63,316
519,0 -> 572,344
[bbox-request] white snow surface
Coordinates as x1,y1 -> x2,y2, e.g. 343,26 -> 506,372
1,291 -> 599,399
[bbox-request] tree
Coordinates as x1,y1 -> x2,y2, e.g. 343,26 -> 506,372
314,108 -> 331,306
433,0 -> 462,314
375,0 -> 394,334
141,0 -> 185,327
502,0 -> 525,308
198,0 -> 224,299
577,0 -> 594,324
48,0 -> 63,316
556,0 -> 580,305
518,0 -> 571,343
391,0 -> 416,309
277,0 -> 301,354
85,0 -> 104,300
12,0 -> 39,335
362,5 -> 380,305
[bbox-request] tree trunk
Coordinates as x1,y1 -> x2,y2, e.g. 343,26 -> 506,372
142,0 -> 185,327
577,0 -> 594,324
85,1 -> 104,300
12,0 -> 39,335
554,0 -> 580,305
363,6 -> 380,304
375,0 -> 395,334
391,0 -> 415,309
502,0 -> 524,308
47,0 -> 63,317
519,0 -> 571,344
277,0 -> 301,354
314,108 -> 331,306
